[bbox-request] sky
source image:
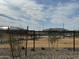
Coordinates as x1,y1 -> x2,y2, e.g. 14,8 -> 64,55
0,0 -> 79,30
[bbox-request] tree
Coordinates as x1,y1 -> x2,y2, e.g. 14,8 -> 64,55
48,31 -> 60,48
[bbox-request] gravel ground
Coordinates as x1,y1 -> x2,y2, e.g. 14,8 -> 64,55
0,48 -> 79,59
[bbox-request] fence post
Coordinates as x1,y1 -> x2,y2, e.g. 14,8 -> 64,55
73,31 -> 75,51
32,31 -> 35,51
8,27 -> 14,59
25,26 -> 29,56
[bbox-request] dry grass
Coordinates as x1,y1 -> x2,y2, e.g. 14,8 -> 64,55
0,37 -> 79,48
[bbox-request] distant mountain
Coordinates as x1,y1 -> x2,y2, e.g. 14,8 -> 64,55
43,28 -> 68,31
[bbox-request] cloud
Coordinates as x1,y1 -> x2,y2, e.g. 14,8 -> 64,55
47,2 -> 79,30
0,0 -> 46,30
0,0 -> 79,30
50,2 -> 78,23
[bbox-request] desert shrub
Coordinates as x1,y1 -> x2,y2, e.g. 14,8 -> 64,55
48,32 -> 61,48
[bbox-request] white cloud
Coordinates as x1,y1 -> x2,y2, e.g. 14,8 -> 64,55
0,0 -> 79,30
0,0 -> 46,30
47,2 -> 79,30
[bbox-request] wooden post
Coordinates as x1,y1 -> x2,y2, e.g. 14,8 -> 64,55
48,31 -> 52,48
73,31 -> 75,51
63,31 -> 65,39
8,27 -> 14,59
25,26 -> 28,56
17,34 -> 21,57
32,31 -> 35,51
